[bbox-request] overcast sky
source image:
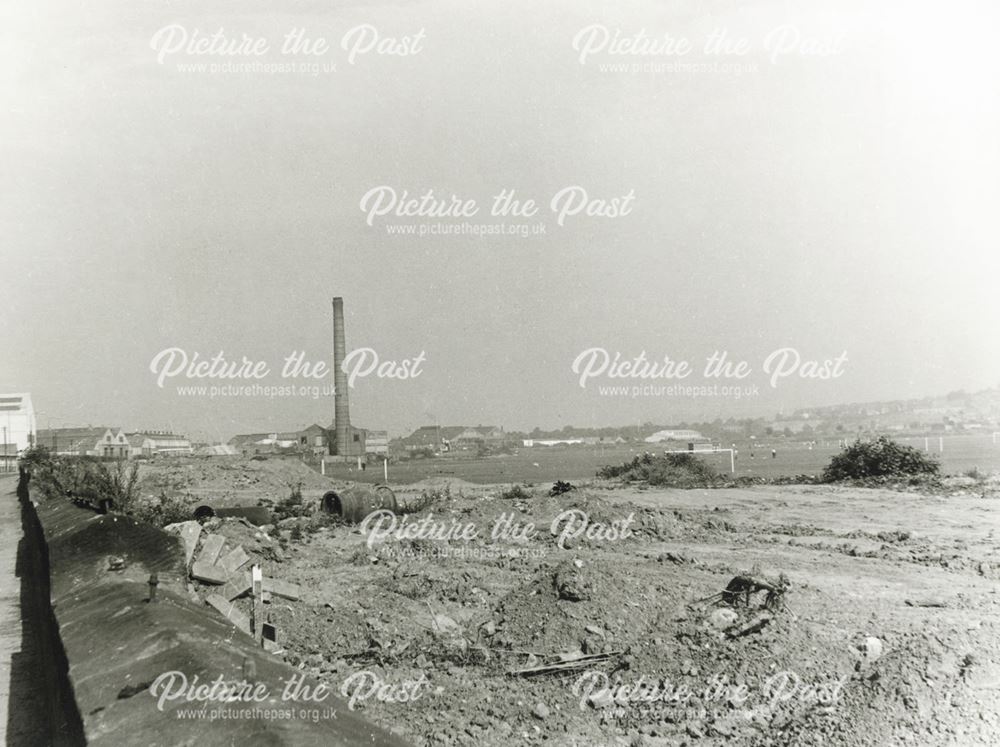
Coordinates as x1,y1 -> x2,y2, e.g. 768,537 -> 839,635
2,0 -> 998,440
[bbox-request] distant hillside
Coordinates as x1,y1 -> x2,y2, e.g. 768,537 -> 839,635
514,388 -> 1000,442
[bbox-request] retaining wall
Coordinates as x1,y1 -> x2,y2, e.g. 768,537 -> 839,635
24,480 -> 408,746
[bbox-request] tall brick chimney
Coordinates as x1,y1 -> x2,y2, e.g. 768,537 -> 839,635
332,297 -> 350,456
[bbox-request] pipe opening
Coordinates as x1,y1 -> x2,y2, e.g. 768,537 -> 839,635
193,505 -> 215,521
321,490 -> 343,516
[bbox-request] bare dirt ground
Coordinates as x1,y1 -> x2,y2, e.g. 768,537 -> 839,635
144,459 -> 1000,746
135,455 -> 336,507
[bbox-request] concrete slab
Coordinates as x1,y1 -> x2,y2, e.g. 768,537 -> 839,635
262,577 -> 301,601
195,533 -> 226,566
218,545 -> 249,575
164,521 -> 202,567
221,571 -> 252,600
190,560 -> 228,585
205,594 -> 251,634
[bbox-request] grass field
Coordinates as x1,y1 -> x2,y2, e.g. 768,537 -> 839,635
323,433 -> 1000,486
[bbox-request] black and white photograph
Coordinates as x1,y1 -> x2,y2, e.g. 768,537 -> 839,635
2,1 -> 999,745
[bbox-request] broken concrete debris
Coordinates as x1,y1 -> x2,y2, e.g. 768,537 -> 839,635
186,528 -> 300,643
164,520 -> 202,566
261,576 -> 301,601
195,533 -> 226,566
222,572 -> 252,601
190,560 -> 229,585
130,455 -> 1000,745
206,593 -> 252,634
218,546 -> 250,574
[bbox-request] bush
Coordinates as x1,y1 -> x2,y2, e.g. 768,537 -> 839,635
549,480 -> 575,496
18,445 -> 52,475
498,485 -> 533,501
20,446 -> 70,499
822,436 -> 940,482
406,485 -> 452,513
128,491 -> 193,527
273,481 -> 309,522
96,458 -> 141,512
20,448 -> 147,516
597,452 -> 721,487
597,452 -> 655,479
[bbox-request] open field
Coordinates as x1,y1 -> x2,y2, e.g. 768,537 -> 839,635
324,435 -> 1000,487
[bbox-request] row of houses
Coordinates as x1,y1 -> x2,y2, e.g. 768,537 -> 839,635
520,430 -> 703,447
394,425 -> 509,454
33,428 -> 194,458
523,435 -> 629,447
227,424 -> 390,457
643,429 -> 707,444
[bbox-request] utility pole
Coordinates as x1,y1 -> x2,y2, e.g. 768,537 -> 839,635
4,410 -> 11,471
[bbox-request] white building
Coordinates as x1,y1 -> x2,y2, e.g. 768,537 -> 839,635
644,429 -> 706,443
522,438 -> 584,447
126,431 -> 193,456
0,392 -> 36,455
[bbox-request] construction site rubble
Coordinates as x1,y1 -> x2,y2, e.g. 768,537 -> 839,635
178,518 -> 301,637
135,458 -> 1000,746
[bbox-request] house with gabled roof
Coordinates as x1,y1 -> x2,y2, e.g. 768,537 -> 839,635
35,427 -> 130,458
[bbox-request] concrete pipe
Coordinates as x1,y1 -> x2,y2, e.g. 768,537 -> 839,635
193,505 -> 273,525
321,484 -> 397,524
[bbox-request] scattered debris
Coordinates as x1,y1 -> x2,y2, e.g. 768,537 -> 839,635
508,651 -> 624,677
212,506 -> 273,525
861,636 -> 884,664
587,690 -> 614,709
709,608 -> 739,629
133,457 -> 1000,745
657,551 -> 688,565
698,570 -> 790,612
721,572 -> 789,610
725,612 -> 772,638
553,559 -> 591,601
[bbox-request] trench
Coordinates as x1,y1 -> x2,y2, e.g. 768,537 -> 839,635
5,473 -> 85,745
